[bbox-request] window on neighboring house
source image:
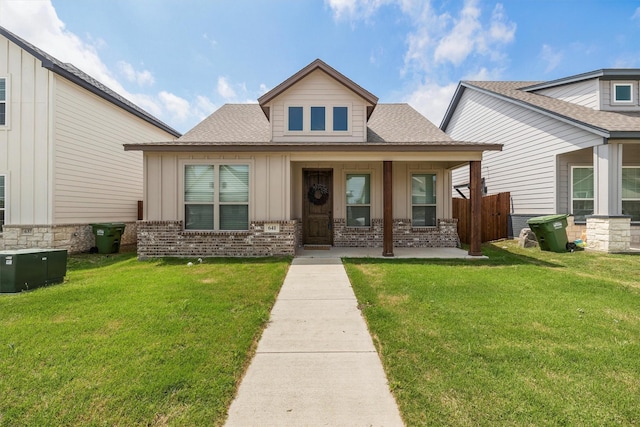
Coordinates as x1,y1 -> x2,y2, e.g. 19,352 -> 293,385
412,174 -> 437,226
288,106 -> 303,131
184,164 -> 249,231
333,107 -> 348,131
0,78 -> 6,126
571,167 -> 594,222
622,167 -> 640,222
614,83 -> 633,103
0,175 -> 5,232
346,173 -> 370,226
311,107 -> 325,131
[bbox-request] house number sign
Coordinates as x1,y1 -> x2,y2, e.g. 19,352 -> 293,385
264,223 -> 280,233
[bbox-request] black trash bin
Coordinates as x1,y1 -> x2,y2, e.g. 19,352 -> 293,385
91,223 -> 126,254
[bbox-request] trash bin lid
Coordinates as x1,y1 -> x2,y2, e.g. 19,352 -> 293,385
527,214 -> 569,225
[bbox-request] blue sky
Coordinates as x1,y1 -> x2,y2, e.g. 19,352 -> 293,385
1,0 -> 640,134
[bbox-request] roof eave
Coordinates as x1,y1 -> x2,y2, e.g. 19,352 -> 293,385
440,81 -> 466,131
124,142 -> 502,153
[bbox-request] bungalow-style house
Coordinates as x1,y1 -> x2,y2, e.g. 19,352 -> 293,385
125,59 -> 500,257
441,69 -> 640,252
0,26 -> 180,253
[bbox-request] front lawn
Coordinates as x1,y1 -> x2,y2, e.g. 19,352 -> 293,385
0,252 -> 289,426
345,242 -> 640,426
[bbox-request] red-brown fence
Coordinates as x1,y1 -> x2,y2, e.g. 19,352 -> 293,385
452,192 -> 510,244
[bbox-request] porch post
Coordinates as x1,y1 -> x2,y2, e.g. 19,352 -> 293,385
383,160 -> 394,257
469,160 -> 482,256
593,143 -> 623,216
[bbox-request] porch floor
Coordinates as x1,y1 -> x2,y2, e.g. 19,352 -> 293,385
295,246 -> 484,259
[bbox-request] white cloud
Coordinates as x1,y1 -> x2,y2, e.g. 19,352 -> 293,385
404,80 -> 458,126
117,61 -> 155,87
0,0 -> 215,132
325,0 -> 392,21
632,7 -> 640,22
217,76 -> 238,100
434,0 -> 481,65
540,44 -> 563,73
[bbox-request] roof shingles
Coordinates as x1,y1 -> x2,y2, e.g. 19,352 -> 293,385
464,80 -> 640,134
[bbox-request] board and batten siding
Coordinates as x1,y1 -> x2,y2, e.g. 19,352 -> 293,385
53,77 -> 174,223
0,34 -> 53,225
446,87 -> 602,215
270,69 -> 369,143
144,153 -> 292,223
534,78 -> 599,110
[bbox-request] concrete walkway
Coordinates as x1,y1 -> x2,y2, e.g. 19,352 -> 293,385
224,257 -> 404,426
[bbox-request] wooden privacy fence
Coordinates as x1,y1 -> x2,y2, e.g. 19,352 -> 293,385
452,192 -> 510,244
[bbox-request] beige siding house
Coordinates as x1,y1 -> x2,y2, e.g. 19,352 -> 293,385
0,26 -> 180,253
442,69 -> 640,252
126,59 -> 500,258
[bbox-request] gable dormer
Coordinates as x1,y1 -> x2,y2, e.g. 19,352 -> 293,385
258,59 -> 378,143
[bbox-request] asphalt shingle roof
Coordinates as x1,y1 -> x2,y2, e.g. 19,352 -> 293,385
177,103 -> 482,146
464,80 -> 640,134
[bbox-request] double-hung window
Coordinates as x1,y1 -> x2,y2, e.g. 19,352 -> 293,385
184,164 -> 249,231
571,167 -> 594,222
0,175 -> 5,231
346,174 -> 370,227
412,174 -> 437,226
622,167 -> 640,221
0,78 -> 6,126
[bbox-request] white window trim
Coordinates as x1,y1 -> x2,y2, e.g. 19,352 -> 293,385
570,165 -> 594,221
345,170 -> 373,227
179,160 -> 253,231
0,76 -> 8,129
612,82 -> 634,104
408,170 -> 440,228
622,166 -> 640,222
284,103 -> 352,135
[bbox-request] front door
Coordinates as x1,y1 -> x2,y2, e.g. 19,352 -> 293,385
303,169 -> 333,245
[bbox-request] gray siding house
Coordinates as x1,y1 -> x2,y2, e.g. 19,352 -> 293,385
441,69 -> 640,252
126,60 -> 500,257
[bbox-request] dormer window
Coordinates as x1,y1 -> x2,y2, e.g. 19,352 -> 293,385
333,107 -> 348,131
288,106 -> 303,131
311,107 -> 325,131
286,105 -> 351,134
613,83 -> 633,103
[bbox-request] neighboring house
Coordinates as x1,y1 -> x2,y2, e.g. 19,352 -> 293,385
441,69 -> 640,252
0,26 -> 181,253
125,59 -> 500,258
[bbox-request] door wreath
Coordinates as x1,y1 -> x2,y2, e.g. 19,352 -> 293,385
308,183 -> 329,206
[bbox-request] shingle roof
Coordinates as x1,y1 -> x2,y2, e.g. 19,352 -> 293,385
0,25 -> 181,137
461,80 -> 640,136
125,102 -> 500,152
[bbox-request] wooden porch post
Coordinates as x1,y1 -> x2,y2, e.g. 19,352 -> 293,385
469,160 -> 482,256
383,160 -> 394,257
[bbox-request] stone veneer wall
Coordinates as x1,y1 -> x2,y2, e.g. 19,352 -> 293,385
586,216 -> 631,253
0,222 -> 138,254
137,220 -> 300,259
333,218 -> 459,248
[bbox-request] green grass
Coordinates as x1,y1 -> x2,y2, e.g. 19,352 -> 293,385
0,252 -> 289,426
344,242 -> 640,426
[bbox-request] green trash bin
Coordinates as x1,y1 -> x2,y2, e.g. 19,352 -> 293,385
91,223 -> 126,254
527,214 -> 570,253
